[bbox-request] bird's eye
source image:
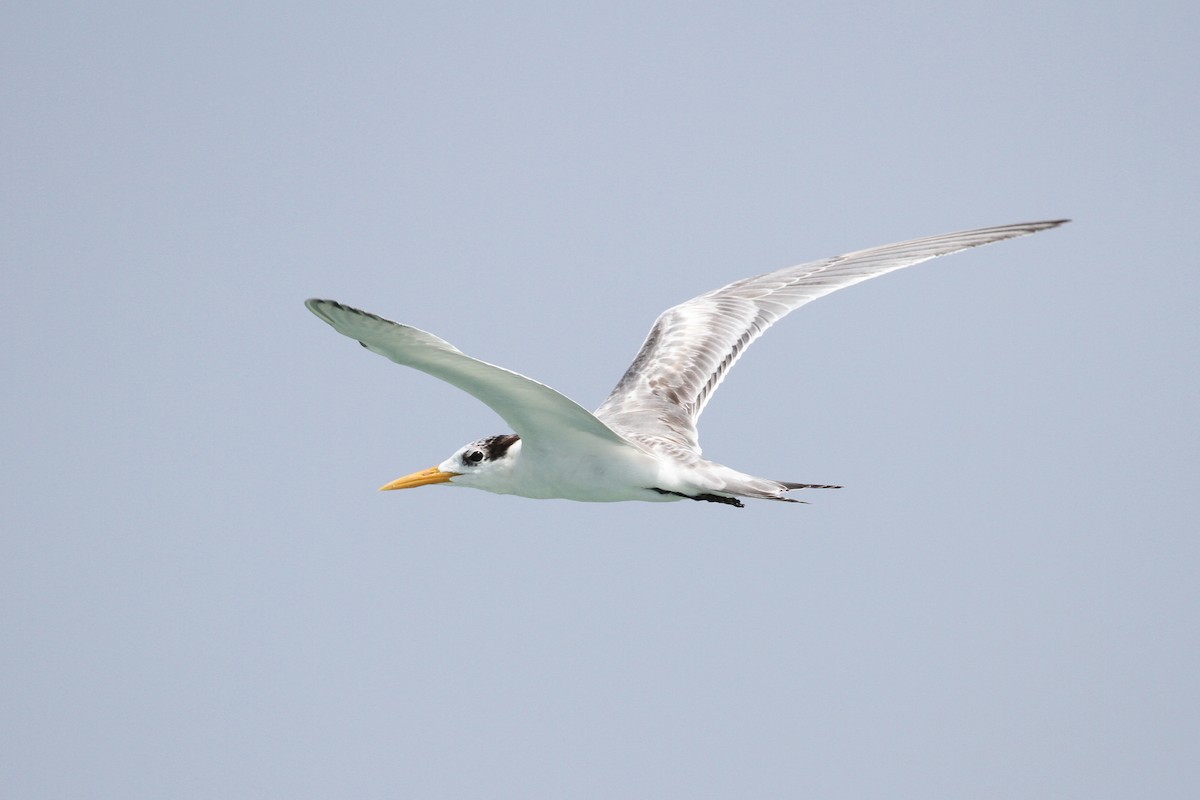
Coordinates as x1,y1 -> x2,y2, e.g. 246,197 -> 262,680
464,450 -> 484,465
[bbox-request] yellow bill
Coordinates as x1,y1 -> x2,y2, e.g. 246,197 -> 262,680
379,466 -> 458,491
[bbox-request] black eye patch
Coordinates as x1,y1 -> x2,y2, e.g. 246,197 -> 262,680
481,434 -> 520,460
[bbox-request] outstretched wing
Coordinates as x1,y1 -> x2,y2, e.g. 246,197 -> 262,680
594,220 -> 1067,456
306,299 -> 632,452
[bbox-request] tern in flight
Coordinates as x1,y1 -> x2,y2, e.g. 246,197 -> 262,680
307,219 -> 1065,507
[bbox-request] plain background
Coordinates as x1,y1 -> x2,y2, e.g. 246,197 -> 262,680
3,2 -> 1197,797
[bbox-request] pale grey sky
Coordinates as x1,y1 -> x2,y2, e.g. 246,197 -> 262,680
3,1 -> 1197,797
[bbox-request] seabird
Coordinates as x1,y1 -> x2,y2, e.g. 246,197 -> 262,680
306,220 -> 1065,508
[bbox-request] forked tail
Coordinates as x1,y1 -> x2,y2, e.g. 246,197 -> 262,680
716,471 -> 843,505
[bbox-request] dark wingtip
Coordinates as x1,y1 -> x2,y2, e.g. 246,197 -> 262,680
304,298 -> 336,314
304,298 -> 340,323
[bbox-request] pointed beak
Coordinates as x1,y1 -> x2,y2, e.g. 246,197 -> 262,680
379,466 -> 459,491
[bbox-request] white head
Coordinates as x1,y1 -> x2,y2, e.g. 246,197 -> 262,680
379,434 -> 522,495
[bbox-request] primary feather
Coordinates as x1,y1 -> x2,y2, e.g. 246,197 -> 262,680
593,220 -> 1067,456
